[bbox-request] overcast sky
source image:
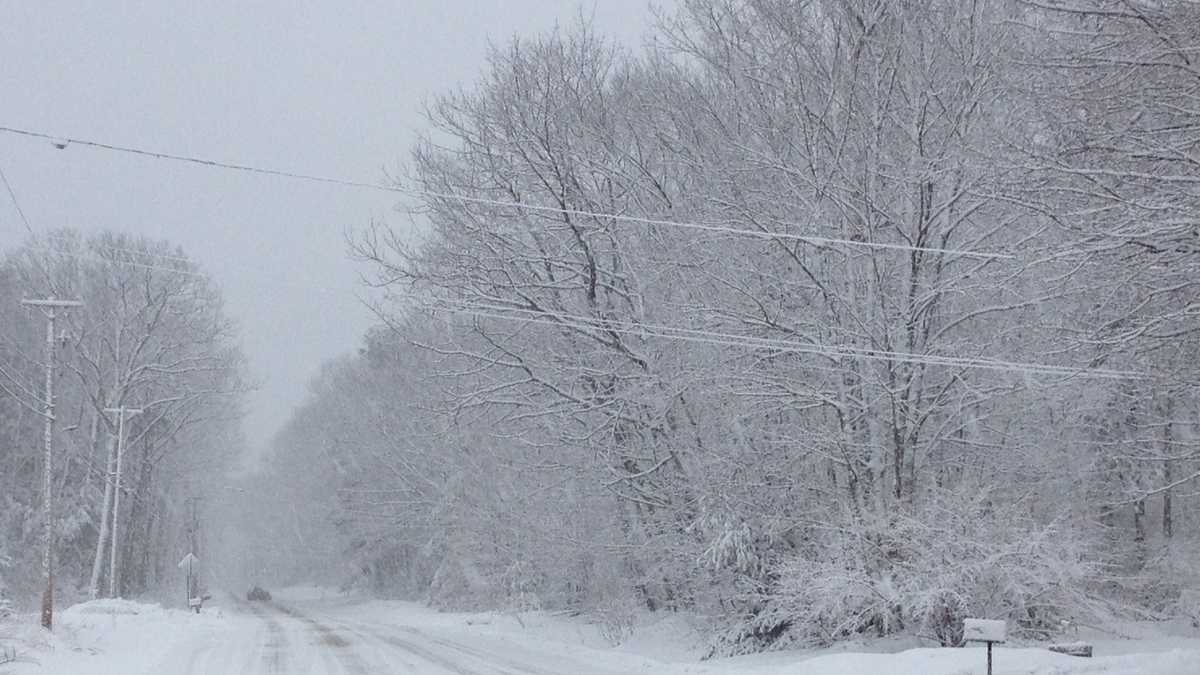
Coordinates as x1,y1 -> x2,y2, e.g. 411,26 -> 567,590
0,0 -> 665,463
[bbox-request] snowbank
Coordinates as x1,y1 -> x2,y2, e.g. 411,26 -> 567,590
1,598 -> 226,674
62,598 -> 147,616
699,645 -> 1197,674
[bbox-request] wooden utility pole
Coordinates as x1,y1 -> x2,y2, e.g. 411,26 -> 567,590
102,406 -> 142,598
21,297 -> 83,630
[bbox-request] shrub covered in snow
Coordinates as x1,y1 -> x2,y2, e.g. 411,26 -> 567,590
706,490 -> 1098,655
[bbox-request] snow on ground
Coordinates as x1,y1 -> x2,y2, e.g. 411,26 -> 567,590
1,587 -> 1198,674
274,587 -> 1200,675
706,647 -> 1196,674
0,597 -> 228,674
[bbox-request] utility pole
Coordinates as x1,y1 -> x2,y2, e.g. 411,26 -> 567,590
21,297 -> 83,631
102,406 -> 142,598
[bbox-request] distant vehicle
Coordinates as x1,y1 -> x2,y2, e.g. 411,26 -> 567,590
246,585 -> 272,602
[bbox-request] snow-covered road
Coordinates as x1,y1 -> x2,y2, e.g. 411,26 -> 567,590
2,590 -> 670,674
136,598 -> 641,675
138,599 -> 368,674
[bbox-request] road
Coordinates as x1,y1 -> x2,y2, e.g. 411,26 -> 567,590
140,596 -> 636,675
8,592 -> 1200,675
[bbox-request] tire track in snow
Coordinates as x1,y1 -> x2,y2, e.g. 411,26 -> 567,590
334,617 -> 632,675
394,625 -> 566,675
268,601 -> 370,674
332,618 -> 545,675
240,600 -> 291,674
261,613 -> 288,673
263,600 -> 617,675
337,621 -> 505,675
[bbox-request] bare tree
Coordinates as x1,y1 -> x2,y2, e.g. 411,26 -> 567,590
1,231 -> 246,601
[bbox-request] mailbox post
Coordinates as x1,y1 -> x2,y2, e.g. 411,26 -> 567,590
963,618 -> 1006,675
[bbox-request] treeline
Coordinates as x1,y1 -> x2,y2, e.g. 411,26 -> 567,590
0,231 -> 245,613
256,0 -> 1200,653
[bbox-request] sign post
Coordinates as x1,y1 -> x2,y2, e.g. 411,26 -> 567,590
177,553 -> 199,613
963,618 -> 1007,675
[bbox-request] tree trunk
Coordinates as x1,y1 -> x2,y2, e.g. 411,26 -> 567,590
1162,469 -> 1173,540
1132,497 -> 1146,565
1162,398 -> 1174,540
122,453 -> 155,595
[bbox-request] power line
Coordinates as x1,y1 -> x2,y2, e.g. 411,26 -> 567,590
0,124 -> 378,192
21,237 -> 1099,380
5,124 -> 1089,377
433,299 -> 1143,380
452,301 -> 1137,379
0,124 -> 1015,261
430,193 -> 1015,260
0,158 -> 35,237
20,232 -> 1131,379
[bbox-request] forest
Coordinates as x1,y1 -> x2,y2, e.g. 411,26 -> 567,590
0,232 -> 245,620
4,0 -> 1200,657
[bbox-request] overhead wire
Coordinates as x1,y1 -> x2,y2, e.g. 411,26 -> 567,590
2,123 -> 1124,379
443,301 -> 1124,379
15,235 -> 1110,379
429,299 -> 1144,380
0,158 -> 35,237
0,124 -> 1015,261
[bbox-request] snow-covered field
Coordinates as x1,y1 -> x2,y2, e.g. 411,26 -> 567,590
2,588 -> 1198,674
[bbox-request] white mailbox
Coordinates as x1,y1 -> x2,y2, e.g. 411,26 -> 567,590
963,618 -> 1007,643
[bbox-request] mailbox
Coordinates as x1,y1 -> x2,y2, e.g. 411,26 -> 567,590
963,618 -> 1006,675
963,618 -> 1007,643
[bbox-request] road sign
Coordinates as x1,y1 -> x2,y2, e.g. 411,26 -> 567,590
178,553 -> 200,612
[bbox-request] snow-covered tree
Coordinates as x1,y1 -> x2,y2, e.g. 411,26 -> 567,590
0,230 -> 246,606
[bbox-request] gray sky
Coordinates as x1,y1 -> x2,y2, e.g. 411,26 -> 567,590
0,0 -> 664,461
